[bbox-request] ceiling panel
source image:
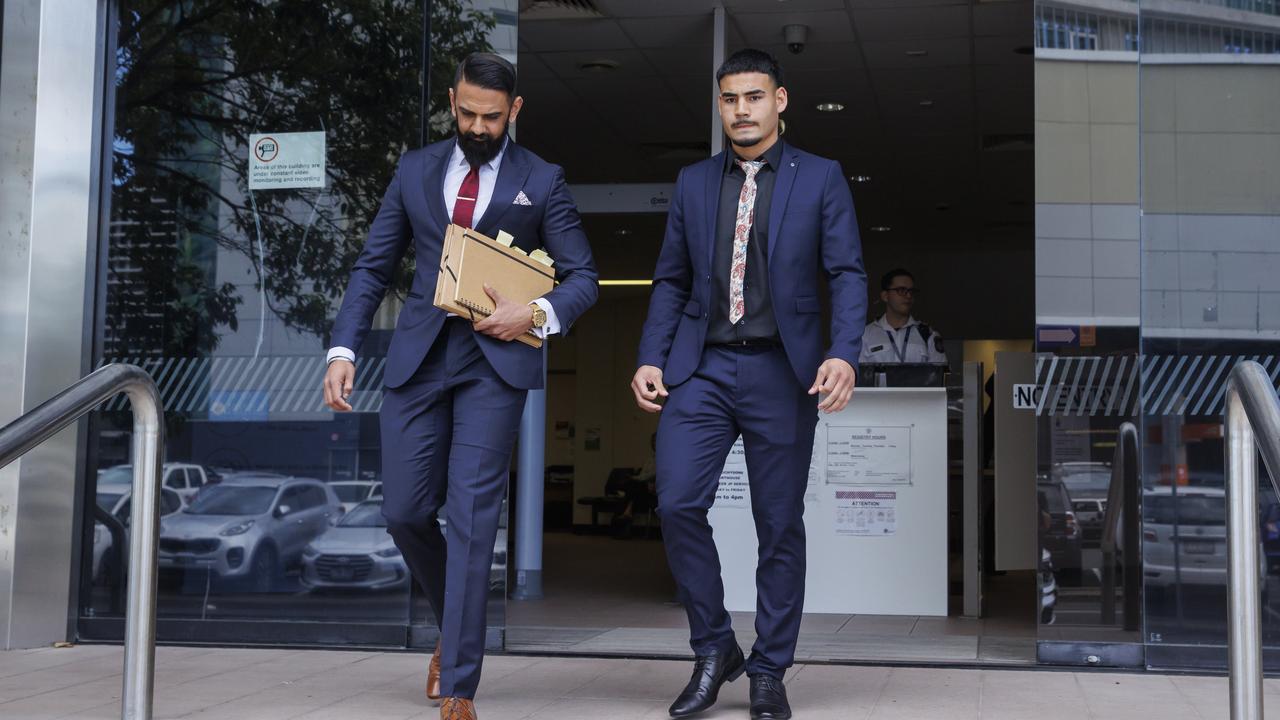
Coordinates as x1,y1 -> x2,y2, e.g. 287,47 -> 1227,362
733,42 -> 866,72
973,1 -> 1031,37
517,18 -> 630,51
532,49 -> 659,79
642,46 -> 715,79
725,0 -> 848,11
731,10 -> 856,46
616,14 -> 714,48
847,0 -> 967,7
592,0 -> 722,18
851,6 -> 972,41
975,35 -> 1032,65
516,0 -> 1034,251
860,37 -> 972,68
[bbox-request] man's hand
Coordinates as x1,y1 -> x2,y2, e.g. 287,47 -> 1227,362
323,359 -> 355,412
473,284 -> 535,342
631,365 -> 668,413
809,358 -> 856,414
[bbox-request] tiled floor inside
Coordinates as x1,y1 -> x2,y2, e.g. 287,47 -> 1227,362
3,643 -> 1277,720
506,532 -> 1037,664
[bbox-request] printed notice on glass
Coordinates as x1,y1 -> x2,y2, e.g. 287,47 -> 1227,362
715,438 -> 749,508
805,427 -> 823,503
826,425 -> 911,485
835,490 -> 897,536
248,131 -> 326,189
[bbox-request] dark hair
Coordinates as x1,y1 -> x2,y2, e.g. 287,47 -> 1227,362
453,52 -> 517,97
715,48 -> 785,89
881,268 -> 915,291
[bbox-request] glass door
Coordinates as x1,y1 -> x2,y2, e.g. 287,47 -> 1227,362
80,0 -> 514,651
1137,0 -> 1280,671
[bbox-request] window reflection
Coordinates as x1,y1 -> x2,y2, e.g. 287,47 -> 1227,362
82,0 -> 511,647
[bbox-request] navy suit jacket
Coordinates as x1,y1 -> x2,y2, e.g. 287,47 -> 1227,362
637,142 -> 867,388
330,139 -> 598,390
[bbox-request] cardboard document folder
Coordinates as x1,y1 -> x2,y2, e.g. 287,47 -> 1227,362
433,224 -> 555,348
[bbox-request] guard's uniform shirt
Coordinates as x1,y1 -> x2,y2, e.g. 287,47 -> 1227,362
858,315 -> 947,365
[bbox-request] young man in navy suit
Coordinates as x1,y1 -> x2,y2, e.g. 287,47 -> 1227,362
632,49 -> 866,720
322,53 -> 597,720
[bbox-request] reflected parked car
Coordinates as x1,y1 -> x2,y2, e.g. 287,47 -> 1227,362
328,481 -> 383,514
1143,486 -> 1266,598
99,462 -> 216,506
1052,462 -> 1112,545
301,499 -> 408,591
93,482 -> 184,581
1038,479 -> 1083,580
158,475 -> 342,592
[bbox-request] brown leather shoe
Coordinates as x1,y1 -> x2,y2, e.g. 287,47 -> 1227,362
440,697 -> 476,720
426,642 -> 442,701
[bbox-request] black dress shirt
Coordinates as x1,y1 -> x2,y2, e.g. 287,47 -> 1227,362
707,140 -> 784,345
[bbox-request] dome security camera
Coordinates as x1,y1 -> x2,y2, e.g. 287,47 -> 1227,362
784,24 -> 808,55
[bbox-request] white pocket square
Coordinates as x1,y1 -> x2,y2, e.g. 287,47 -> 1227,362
513,191 -> 533,206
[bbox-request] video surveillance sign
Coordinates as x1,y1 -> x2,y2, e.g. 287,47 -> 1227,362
248,131 -> 325,190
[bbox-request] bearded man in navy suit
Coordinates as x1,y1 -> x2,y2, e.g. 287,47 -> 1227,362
322,53 -> 597,720
632,49 -> 866,720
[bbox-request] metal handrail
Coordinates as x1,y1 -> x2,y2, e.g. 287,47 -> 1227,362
1226,361 -> 1280,720
0,364 -> 164,720
1100,421 -> 1141,630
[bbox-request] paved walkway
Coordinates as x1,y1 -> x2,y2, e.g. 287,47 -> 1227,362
2,644 -> 1278,719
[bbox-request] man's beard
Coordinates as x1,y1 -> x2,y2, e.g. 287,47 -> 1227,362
456,119 -> 508,167
728,121 -> 764,148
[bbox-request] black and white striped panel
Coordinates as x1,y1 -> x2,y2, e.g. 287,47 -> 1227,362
98,356 -> 388,415
1033,355 -> 1280,418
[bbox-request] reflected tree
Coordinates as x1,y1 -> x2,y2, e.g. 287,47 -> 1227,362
105,0 -> 495,357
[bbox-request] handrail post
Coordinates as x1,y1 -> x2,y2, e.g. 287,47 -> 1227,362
1121,423 -> 1142,632
1100,421 -> 1138,628
122,382 -> 163,720
0,364 -> 163,720
1224,361 -> 1280,720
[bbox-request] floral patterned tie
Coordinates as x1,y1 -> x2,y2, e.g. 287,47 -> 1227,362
729,159 -> 766,325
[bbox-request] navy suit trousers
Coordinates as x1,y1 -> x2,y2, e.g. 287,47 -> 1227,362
655,345 -> 818,679
379,319 -> 525,698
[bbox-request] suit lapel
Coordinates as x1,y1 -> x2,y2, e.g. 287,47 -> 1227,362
424,142 -> 452,230
767,144 -> 799,265
704,152 -> 726,272
476,141 -> 531,237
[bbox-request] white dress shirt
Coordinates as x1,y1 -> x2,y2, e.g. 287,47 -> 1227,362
858,315 -> 947,365
327,139 -> 560,365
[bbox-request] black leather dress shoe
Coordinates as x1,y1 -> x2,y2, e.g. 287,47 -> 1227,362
668,644 -> 746,718
749,675 -> 792,720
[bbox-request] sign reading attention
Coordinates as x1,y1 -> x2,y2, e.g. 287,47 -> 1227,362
248,131 -> 326,190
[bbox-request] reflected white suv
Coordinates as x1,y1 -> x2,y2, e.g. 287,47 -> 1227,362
158,475 -> 341,592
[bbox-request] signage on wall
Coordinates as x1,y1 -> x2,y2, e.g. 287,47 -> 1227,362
248,131 -> 326,190
1013,383 -> 1039,410
1037,325 -> 1079,346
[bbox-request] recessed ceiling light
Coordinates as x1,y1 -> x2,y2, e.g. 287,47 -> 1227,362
905,49 -> 929,57
850,175 -> 872,183
918,100 -> 935,107
614,229 -> 633,237
870,226 -> 892,232
578,59 -> 620,72
816,102 -> 845,112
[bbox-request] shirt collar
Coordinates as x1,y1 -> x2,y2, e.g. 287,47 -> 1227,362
451,136 -> 508,173
725,138 -> 783,174
876,314 -> 919,331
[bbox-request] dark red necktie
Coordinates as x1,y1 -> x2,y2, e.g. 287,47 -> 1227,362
451,165 -> 481,228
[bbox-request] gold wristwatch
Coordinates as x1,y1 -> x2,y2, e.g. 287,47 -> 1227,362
529,303 -> 547,329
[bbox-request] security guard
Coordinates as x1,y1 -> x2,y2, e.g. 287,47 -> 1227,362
859,268 -> 947,365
